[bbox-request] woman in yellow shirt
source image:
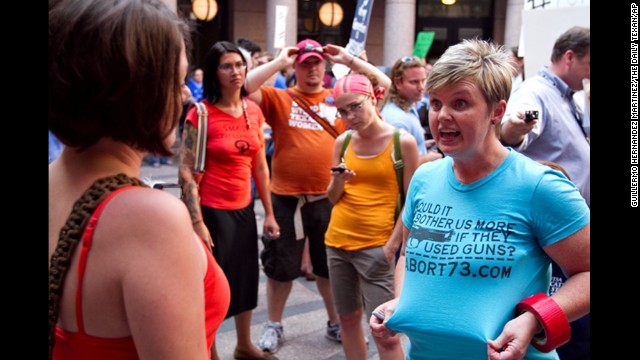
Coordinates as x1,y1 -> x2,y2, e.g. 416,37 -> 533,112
325,73 -> 419,360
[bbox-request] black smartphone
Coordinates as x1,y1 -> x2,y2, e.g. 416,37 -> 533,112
331,166 -> 346,173
524,110 -> 539,122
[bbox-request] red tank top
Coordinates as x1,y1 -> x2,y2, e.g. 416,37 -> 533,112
53,186 -> 230,359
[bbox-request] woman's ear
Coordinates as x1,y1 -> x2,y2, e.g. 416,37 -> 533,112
491,99 -> 507,122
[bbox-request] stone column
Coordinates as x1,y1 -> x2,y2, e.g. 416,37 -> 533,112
383,0 -> 416,68
504,0 -> 524,49
266,0 -> 298,54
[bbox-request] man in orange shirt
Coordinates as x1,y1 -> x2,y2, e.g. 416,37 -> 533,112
245,39 -> 390,353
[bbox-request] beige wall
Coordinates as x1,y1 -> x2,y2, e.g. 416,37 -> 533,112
231,0 -> 386,66
234,0 -> 269,51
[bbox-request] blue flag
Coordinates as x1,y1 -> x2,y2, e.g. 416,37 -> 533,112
344,0 -> 375,56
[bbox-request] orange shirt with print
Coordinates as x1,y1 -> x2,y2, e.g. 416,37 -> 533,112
259,86 -> 348,195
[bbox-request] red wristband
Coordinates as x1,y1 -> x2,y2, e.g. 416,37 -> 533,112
516,293 -> 571,353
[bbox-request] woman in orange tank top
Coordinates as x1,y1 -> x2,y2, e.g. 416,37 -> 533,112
324,73 -> 420,359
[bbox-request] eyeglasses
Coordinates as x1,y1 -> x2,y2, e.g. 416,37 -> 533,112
336,97 -> 368,118
218,61 -> 247,72
298,44 -> 324,55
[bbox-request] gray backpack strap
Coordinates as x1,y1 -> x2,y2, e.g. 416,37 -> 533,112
193,102 -> 208,173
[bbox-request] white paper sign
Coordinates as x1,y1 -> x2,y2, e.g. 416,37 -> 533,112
524,0 -> 590,10
273,6 -> 288,49
332,63 -> 351,80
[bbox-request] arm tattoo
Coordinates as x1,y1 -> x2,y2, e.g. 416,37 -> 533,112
178,122 -> 203,222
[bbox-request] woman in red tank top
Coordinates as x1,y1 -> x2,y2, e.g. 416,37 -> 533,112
48,1 -> 230,359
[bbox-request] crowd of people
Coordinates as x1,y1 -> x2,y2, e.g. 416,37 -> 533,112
49,0 -> 590,358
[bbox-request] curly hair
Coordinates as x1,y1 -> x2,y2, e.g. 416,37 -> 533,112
378,55 -> 426,111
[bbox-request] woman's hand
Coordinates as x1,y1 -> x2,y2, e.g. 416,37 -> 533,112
322,44 -> 350,66
369,299 -> 399,339
193,220 -> 213,250
382,241 -> 397,264
487,311 -> 539,360
327,164 -> 356,204
330,164 -> 356,180
263,214 -> 280,240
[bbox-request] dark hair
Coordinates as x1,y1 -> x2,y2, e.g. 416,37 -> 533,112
49,0 -> 190,157
235,37 -> 262,55
202,41 -> 249,104
551,26 -> 590,62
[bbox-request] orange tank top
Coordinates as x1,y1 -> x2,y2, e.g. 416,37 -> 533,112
324,137 -> 399,251
53,186 -> 230,359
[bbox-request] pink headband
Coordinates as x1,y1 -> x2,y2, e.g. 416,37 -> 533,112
333,74 -> 377,104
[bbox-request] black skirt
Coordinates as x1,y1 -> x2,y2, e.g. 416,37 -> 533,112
201,203 -> 259,318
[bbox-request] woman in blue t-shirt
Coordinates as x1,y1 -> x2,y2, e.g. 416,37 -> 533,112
369,40 -> 590,360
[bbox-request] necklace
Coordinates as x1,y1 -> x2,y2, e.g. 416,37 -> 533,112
241,100 -> 251,129
219,99 -> 251,129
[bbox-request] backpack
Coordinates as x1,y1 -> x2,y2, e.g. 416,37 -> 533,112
339,127 -> 404,219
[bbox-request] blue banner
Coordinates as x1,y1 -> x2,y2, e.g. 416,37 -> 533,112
345,0 -> 375,56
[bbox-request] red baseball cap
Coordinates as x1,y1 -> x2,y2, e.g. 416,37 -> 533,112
296,39 -> 325,63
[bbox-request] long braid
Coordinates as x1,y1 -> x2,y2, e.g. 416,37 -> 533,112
48,173 -> 147,359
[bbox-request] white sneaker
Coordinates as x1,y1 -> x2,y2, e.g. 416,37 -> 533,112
258,321 -> 284,353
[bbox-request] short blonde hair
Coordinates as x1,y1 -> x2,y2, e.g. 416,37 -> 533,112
426,39 -> 514,106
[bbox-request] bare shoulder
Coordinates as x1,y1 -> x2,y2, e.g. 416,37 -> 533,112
334,130 -> 352,150
336,130 -> 350,143
97,187 -> 194,250
109,186 -> 186,213
398,128 -> 418,146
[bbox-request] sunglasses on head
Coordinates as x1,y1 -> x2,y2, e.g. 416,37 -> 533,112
401,56 -> 419,63
298,44 -> 324,55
